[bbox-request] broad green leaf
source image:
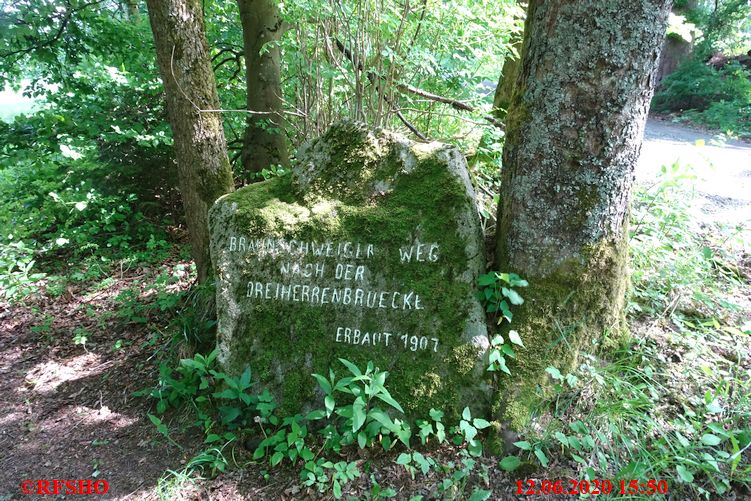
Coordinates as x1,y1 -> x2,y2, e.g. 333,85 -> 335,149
468,489 -> 492,501
473,418 -> 491,430
499,456 -> 521,471
676,464 -> 694,483
352,400 -> 366,432
534,448 -> 549,467
701,433 -> 722,446
508,330 -> 524,347
312,373 -> 332,394
514,440 -> 532,450
375,392 -> 404,413
339,358 -> 362,377
325,395 -> 335,416
502,287 -> 524,305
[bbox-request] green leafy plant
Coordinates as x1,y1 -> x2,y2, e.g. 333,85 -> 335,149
487,331 -> 524,375
415,408 -> 448,445
477,272 -> 528,323
312,358 -> 412,451
449,407 -> 491,457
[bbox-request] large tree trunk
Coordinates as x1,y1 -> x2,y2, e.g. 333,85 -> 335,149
145,0 -> 235,283
237,0 -> 289,179
495,0 -> 671,426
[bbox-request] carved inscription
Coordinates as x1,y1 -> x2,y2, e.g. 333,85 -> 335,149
228,235 -> 442,353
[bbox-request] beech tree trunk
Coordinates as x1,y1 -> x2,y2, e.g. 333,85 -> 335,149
237,0 -> 289,179
146,0 -> 235,283
495,0 -> 671,426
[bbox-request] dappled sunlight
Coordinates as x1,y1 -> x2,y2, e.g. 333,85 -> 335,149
23,352 -> 103,395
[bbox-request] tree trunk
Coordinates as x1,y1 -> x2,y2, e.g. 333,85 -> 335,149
492,36 -> 523,120
237,0 -> 289,180
495,0 -> 671,427
145,0 -> 235,283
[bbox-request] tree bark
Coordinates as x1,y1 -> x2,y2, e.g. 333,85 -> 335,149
145,0 -> 235,283
495,0 -> 671,426
237,0 -> 289,179
492,36 -> 523,121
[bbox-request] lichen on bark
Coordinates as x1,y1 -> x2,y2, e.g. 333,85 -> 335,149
494,0 -> 672,427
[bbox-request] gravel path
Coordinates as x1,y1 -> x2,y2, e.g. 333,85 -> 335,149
639,117 -> 751,228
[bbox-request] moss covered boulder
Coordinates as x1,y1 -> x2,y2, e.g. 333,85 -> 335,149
208,121 -> 490,419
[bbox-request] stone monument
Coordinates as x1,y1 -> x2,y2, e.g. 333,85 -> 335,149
209,121 -> 489,418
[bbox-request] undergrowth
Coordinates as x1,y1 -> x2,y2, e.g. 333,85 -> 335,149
510,163 -> 751,499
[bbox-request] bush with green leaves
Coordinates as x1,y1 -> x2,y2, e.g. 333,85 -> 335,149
0,237 -> 45,300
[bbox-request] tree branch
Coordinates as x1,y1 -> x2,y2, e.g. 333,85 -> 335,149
333,38 -> 503,131
333,39 -> 427,140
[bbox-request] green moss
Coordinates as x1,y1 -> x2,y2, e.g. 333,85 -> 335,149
198,156 -> 234,203
494,238 -> 629,430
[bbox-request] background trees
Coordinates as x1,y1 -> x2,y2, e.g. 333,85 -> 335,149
236,0 -> 289,178
145,0 -> 235,284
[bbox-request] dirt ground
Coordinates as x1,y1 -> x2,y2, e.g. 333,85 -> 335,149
639,116 -> 751,228
0,117 -> 749,500
0,266 -> 205,499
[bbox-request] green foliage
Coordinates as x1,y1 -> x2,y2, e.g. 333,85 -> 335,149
629,162 -> 745,317
653,0 -> 751,137
653,60 -> 751,112
477,271 -> 527,377
0,237 -> 45,300
312,359 -> 411,450
452,406 -> 491,457
511,165 -> 751,499
278,0 -> 522,149
144,356 -> 499,499
477,271 -> 527,323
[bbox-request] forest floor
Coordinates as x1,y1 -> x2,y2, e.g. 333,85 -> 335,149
0,119 -> 749,500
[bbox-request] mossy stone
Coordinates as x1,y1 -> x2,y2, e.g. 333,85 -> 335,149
208,121 -> 490,419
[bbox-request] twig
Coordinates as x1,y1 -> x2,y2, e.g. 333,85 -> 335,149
333,38 -> 503,131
